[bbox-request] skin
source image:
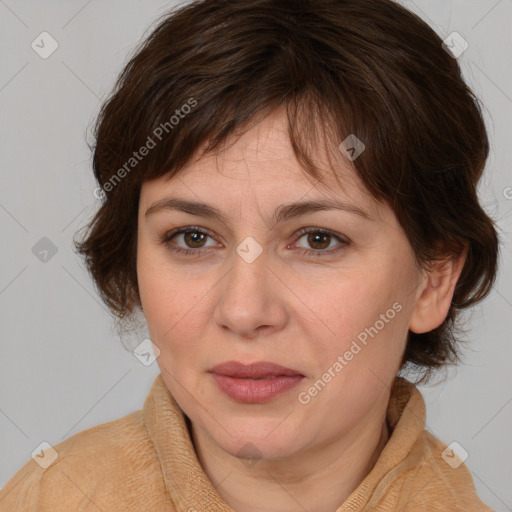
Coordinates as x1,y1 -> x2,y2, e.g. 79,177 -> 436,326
136,107 -> 466,512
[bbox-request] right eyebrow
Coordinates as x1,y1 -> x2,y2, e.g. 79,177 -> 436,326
144,197 -> 376,228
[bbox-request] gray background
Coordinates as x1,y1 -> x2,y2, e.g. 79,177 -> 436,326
0,0 -> 511,510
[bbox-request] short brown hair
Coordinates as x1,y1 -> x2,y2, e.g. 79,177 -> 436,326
74,0 -> 499,384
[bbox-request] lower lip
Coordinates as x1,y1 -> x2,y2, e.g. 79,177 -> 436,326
210,374 -> 304,403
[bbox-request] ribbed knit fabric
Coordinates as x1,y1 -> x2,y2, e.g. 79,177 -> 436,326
0,374 -> 494,511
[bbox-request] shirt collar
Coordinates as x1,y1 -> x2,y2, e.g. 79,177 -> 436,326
143,373 -> 426,512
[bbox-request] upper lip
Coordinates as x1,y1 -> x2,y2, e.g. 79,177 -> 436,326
209,361 -> 303,378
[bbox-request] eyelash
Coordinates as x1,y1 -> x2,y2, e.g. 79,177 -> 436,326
161,226 -> 349,258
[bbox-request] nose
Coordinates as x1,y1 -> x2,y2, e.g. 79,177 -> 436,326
213,242 -> 288,339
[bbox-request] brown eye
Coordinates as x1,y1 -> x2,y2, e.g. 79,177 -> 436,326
293,228 -> 349,257
162,226 -> 217,256
306,232 -> 331,250
183,230 -> 208,248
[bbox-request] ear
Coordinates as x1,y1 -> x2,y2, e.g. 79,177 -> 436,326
409,246 -> 468,334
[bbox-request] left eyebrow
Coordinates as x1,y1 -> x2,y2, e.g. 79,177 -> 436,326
271,198 -> 375,227
144,197 -> 376,228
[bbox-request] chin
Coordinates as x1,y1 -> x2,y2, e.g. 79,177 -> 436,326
226,439 -> 297,463
210,420 -> 303,462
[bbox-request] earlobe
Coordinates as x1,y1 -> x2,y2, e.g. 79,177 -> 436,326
409,248 -> 467,334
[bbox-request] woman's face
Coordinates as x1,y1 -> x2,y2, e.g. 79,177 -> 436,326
137,108 -> 425,461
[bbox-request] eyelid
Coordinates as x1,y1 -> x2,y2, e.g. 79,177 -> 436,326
292,226 -> 350,245
162,225 -> 350,256
162,225 -> 220,247
163,225 -> 349,242
164,225 -> 214,237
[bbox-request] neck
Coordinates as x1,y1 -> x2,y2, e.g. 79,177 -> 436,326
190,400 -> 390,512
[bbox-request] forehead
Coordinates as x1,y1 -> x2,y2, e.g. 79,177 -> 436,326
140,108 -> 381,220
140,109 -> 394,230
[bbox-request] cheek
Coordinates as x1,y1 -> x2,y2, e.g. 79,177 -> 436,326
297,271 -> 411,425
307,263 -> 411,371
137,246 -> 207,353
312,269 -> 389,334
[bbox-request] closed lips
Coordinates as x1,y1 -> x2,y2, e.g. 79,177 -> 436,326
209,361 -> 304,379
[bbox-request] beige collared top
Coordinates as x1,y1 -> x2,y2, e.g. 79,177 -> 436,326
0,374 -> 494,511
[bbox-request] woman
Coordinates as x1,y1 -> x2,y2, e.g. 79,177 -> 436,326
0,0 -> 499,510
